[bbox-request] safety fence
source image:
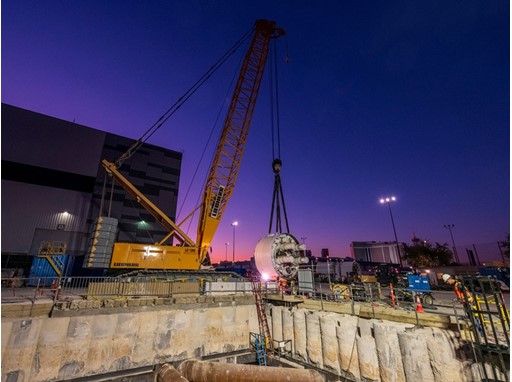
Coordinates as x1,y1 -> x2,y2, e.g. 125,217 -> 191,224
296,280 -> 386,303
1,276 -> 506,316
0,276 -> 419,305
0,276 -> 276,302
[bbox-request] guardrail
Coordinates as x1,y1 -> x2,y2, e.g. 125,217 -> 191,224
0,276 -> 278,302
0,276 -> 485,316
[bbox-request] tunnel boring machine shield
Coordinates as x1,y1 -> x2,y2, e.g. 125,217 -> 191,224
254,233 -> 309,280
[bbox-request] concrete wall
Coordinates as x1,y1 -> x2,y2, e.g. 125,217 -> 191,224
271,305 -> 507,382
1,297 -> 259,382
2,296 -> 508,382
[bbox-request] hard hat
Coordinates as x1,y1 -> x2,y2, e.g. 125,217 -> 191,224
442,274 -> 452,282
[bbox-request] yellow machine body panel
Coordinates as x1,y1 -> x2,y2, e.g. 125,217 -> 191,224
110,243 -> 201,270
197,214 -> 221,260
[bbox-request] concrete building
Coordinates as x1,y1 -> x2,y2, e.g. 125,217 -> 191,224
1,103 -> 182,275
214,258 -> 258,277
350,241 -> 405,264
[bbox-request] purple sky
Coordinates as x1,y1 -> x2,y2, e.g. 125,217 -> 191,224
2,1 -> 509,263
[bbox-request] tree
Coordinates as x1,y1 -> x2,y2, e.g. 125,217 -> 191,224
352,261 -> 361,276
499,234 -> 510,259
403,238 -> 453,268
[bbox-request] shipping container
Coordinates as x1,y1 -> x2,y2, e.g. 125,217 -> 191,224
27,255 -> 70,286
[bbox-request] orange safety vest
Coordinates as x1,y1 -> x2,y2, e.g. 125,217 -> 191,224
454,281 -> 474,303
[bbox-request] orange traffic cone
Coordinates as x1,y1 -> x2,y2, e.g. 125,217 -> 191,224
415,293 -> 424,313
390,283 -> 396,308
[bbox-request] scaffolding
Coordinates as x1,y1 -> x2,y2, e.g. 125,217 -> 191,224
37,241 -> 67,277
455,276 -> 510,381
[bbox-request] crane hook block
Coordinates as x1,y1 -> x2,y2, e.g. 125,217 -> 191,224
272,159 -> 282,174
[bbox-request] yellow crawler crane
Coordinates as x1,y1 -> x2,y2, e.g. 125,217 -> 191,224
103,20 -> 285,270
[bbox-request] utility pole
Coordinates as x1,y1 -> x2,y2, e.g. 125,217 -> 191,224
443,224 -> 459,263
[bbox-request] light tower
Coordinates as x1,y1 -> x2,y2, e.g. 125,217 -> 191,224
379,196 -> 403,268
231,221 -> 238,266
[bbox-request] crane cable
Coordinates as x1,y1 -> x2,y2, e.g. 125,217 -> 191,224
176,50 -> 246,227
114,25 -> 255,168
268,37 -> 291,234
270,34 -> 289,160
270,38 -> 282,161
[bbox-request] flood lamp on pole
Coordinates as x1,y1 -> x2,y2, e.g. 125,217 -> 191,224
379,196 -> 403,268
231,221 -> 238,266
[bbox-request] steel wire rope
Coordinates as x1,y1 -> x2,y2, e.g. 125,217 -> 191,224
269,43 -> 275,160
272,37 -> 282,160
179,40 -> 250,236
184,26 -> 287,238
268,38 -> 290,233
267,45 -> 280,233
107,25 -> 253,245
176,47 -> 247,228
114,26 -> 255,168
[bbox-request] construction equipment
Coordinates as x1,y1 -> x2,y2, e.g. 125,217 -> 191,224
330,283 -> 351,301
254,233 -> 308,280
87,20 -> 284,271
37,241 -> 67,276
253,116 -> 309,280
454,276 -> 510,381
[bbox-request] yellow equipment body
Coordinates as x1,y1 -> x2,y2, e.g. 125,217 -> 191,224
110,243 -> 201,270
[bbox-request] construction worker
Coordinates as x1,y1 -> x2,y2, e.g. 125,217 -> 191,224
442,274 -> 484,336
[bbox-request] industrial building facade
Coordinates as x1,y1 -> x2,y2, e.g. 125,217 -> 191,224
350,241 -> 405,264
1,103 -> 182,275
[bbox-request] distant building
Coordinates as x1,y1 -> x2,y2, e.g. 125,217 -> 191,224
1,103 -> 182,274
350,241 -> 405,264
321,248 -> 330,258
213,258 -> 258,277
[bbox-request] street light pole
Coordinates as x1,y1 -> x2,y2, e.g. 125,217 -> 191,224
300,236 -> 307,258
224,242 -> 229,262
379,196 -> 403,268
444,224 -> 459,263
231,221 -> 238,267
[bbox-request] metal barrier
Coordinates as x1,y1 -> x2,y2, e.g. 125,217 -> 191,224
203,281 -> 253,296
2,276 -> 498,321
308,282 -> 383,303
0,276 -> 257,302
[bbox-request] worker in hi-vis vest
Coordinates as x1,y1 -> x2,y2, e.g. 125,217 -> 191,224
442,274 -> 484,336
